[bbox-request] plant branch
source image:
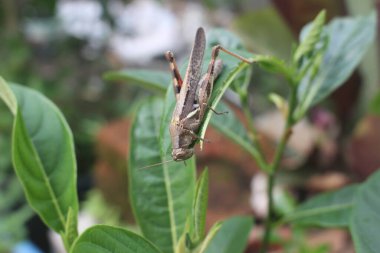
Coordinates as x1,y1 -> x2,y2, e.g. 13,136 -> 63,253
260,86 -> 297,253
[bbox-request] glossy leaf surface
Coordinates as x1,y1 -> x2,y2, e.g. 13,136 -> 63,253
10,84 -> 78,234
296,12 -> 376,117
71,225 -> 162,253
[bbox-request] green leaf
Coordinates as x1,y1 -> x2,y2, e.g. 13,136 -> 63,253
253,55 -> 294,83
209,102 -> 263,167
293,10 -> 326,64
129,97 -> 195,253
197,222 -> 221,253
10,84 -> 78,234
0,76 -> 17,115
230,62 -> 252,95
189,169 -> 209,246
351,169 -> 380,253
104,69 -> 170,95
204,216 -> 253,253
268,93 -> 288,117
296,12 -> 376,118
71,225 -> 162,253
61,207 -> 79,250
283,185 -> 358,227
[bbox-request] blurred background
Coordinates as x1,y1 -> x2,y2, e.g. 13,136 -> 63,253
0,0 -> 379,252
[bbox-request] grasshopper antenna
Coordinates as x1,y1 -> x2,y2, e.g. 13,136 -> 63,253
138,159 -> 175,170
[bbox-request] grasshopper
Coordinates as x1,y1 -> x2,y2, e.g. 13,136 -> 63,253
166,27 -> 252,161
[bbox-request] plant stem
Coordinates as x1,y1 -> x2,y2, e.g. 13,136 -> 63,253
260,126 -> 292,253
261,172 -> 275,253
260,87 -> 297,253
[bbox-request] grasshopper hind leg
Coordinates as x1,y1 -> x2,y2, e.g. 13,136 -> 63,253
197,58 -> 224,119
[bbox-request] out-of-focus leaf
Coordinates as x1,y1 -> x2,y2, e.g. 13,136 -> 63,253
296,12 -> 376,118
346,0 -> 380,116
293,10 -> 326,64
283,185 -> 358,227
269,93 -> 288,118
233,7 -> 295,60
104,69 -> 170,95
230,63 -> 252,95
71,225 -> 162,253
253,55 -> 294,82
204,216 -> 253,253
197,222 -> 221,253
351,169 -> 380,253
209,102 -> 264,169
273,188 -> 296,216
207,28 -> 244,50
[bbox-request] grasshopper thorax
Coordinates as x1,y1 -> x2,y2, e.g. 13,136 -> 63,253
172,148 -> 194,161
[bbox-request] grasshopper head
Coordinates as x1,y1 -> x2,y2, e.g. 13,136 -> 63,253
172,148 -> 194,161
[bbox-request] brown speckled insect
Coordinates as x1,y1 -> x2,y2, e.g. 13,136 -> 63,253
166,27 -> 252,161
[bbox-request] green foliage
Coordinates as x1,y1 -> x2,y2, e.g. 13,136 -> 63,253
351,170 -> 380,253
62,208 -> 79,250
295,12 -> 377,119
233,7 -> 295,60
284,228 -> 330,253
207,28 -> 244,50
204,216 -> 253,253
129,98 -> 196,253
293,10 -> 326,65
195,222 -> 221,253
0,205 -> 33,251
0,79 -> 79,250
0,78 -> 32,251
107,16 -> 376,251
123,29 -> 256,253
253,55 -> 295,82
209,102 -> 264,168
0,9 -> 377,253
189,169 -> 209,247
103,69 -> 170,95
283,185 -> 358,227
283,169 -> 380,253
10,84 -> 79,234
71,225 -> 162,253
